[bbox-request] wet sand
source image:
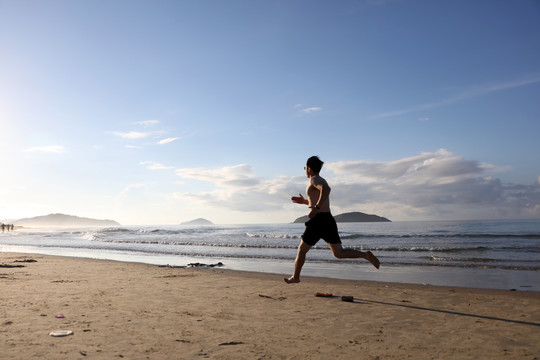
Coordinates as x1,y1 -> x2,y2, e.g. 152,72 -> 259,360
1,253 -> 539,359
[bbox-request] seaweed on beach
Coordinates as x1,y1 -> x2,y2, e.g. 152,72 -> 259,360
0,264 -> 25,268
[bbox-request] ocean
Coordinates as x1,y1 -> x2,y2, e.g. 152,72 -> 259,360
1,219 -> 539,291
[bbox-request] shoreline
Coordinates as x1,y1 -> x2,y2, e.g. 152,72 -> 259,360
1,246 -> 539,292
1,252 -> 539,359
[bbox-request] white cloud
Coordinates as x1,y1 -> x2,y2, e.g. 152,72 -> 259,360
170,150 -> 540,221
140,161 -> 174,170
176,164 -> 261,188
324,149 -> 538,219
113,131 -> 153,139
171,174 -> 299,213
136,120 -> 160,127
157,137 -> 180,145
300,106 -> 322,114
174,164 -> 272,213
26,145 -> 65,153
326,149 -> 495,185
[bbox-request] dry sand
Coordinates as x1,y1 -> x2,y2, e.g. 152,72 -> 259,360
1,252 -> 539,359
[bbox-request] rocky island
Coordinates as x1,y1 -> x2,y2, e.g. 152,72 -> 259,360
293,211 -> 390,223
13,213 -> 120,227
180,218 -> 214,226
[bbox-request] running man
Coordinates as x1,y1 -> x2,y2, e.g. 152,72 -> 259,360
284,156 -> 380,284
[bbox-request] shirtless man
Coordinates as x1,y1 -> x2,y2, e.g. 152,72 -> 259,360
284,156 -> 380,284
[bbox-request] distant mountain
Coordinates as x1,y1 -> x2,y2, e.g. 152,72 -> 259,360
180,218 -> 214,226
293,211 -> 390,223
13,213 -> 120,227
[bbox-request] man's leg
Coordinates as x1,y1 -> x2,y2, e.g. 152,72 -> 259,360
284,241 -> 312,283
328,243 -> 380,269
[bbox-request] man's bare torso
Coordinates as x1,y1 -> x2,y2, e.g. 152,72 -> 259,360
306,175 -> 331,212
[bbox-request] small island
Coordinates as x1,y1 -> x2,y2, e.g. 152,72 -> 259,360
13,213 -> 120,227
180,218 -> 214,226
293,211 -> 390,223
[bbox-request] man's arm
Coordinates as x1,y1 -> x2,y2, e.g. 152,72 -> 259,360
307,177 -> 331,218
291,193 -> 308,205
311,177 -> 331,209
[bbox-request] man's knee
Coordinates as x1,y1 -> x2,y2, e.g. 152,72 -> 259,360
330,246 -> 346,259
298,241 -> 312,253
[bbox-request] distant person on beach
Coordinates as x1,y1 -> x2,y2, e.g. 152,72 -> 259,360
284,156 -> 380,284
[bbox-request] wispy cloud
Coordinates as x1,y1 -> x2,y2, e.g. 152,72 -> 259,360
26,145 -> 65,153
112,130 -> 165,140
135,120 -> 160,127
176,164 -> 261,188
113,131 -> 154,139
294,104 -> 322,115
300,106 -> 322,114
112,121 -> 168,142
140,161 -> 174,170
371,72 -> 540,119
157,137 -> 180,145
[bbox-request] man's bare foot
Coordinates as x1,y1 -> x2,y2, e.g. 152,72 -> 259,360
366,251 -> 380,269
284,276 -> 300,284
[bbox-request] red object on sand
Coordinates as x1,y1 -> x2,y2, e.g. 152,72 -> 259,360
315,292 -> 333,297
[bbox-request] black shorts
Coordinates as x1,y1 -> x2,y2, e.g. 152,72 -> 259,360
302,212 -> 341,246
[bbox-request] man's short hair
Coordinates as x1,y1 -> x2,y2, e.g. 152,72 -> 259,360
306,156 -> 324,174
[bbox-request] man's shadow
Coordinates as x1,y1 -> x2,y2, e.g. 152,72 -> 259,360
343,297 -> 540,327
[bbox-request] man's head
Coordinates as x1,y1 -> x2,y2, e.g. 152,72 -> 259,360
306,156 -> 324,174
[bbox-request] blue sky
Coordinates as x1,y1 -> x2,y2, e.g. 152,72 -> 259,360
1,0 -> 539,225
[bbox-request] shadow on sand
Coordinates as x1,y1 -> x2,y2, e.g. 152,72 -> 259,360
348,298 -> 540,327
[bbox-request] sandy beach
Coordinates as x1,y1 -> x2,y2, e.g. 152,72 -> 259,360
1,253 -> 539,359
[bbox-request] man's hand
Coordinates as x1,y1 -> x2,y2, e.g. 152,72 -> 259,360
291,193 -> 307,205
